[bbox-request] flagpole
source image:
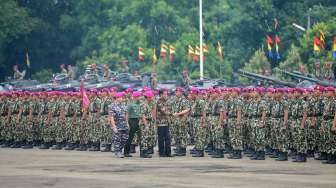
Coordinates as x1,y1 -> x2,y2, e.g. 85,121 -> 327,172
199,0 -> 204,80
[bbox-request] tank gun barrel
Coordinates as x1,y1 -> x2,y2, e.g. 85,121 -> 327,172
277,69 -> 336,87
237,69 -> 296,87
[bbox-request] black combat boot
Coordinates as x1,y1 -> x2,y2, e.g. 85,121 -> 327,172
21,141 -> 33,149
320,152 -> 328,160
315,152 -> 327,160
11,141 -> 23,148
101,144 -> 111,152
211,149 -> 224,158
322,154 -> 336,164
175,148 -> 186,156
265,147 -> 273,156
331,154 -> 336,164
228,150 -> 242,159
270,149 -> 279,158
192,150 -> 204,157
51,142 -> 63,150
140,150 -> 152,158
247,149 -> 256,157
293,153 -> 307,162
147,146 -> 154,154
250,150 -> 259,160
1,140 -> 11,148
257,151 -> 266,160
205,144 -> 213,152
75,144 -> 87,151
39,142 -> 50,149
88,143 -> 100,151
190,147 -> 197,155
276,152 -> 288,161
64,142 -> 75,150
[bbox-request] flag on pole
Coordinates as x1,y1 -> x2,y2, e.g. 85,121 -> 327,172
152,48 -> 157,64
160,44 -> 168,57
202,44 -> 209,54
266,35 -> 273,58
26,52 -> 31,68
217,42 -> 223,60
319,31 -> 325,49
333,37 -> 336,58
169,45 -> 175,62
187,45 -> 194,60
275,35 -> 281,60
202,44 -> 209,60
80,80 -> 89,113
313,37 -> 321,53
194,45 -> 200,62
138,47 -> 145,62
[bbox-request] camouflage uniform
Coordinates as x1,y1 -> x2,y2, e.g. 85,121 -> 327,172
7,98 -> 19,146
72,98 -> 82,148
253,97 -> 268,158
18,98 -> 29,145
321,96 -> 336,162
269,96 -> 281,156
241,96 -> 252,152
139,100 -> 156,153
170,95 -> 189,154
246,97 -> 258,153
228,95 -> 243,158
88,96 -> 102,150
276,97 -> 289,153
100,95 -> 113,150
39,98 -> 50,148
52,97 -> 66,149
63,97 -> 78,150
190,96 -> 206,155
109,101 -> 129,154
292,97 -> 309,162
264,96 -> 273,152
210,97 -> 226,151
0,96 -> 8,145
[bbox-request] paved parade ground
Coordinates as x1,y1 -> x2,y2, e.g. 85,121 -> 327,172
0,148 -> 335,188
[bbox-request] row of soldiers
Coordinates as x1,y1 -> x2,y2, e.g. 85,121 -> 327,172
0,86 -> 335,164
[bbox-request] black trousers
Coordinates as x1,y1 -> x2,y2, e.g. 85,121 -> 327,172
124,118 -> 141,154
157,126 -> 171,155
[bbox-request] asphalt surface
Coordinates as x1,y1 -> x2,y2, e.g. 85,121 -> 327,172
0,148 -> 335,188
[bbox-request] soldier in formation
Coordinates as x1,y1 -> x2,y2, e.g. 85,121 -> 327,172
0,86 -> 335,164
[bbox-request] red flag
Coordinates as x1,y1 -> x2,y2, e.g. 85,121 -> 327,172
267,35 -> 273,44
313,37 -> 321,53
194,45 -> 200,62
80,80 -> 89,113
